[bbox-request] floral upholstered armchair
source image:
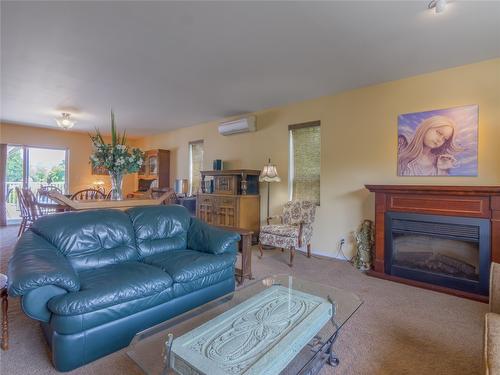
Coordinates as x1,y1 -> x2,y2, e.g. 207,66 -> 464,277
258,200 -> 316,267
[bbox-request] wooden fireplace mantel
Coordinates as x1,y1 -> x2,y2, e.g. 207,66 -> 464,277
365,185 -> 500,196
365,184 -> 500,302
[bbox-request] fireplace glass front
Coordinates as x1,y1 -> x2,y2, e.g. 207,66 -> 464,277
393,233 -> 479,281
385,212 -> 490,295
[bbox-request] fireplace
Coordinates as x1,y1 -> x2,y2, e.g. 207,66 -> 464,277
385,212 -> 491,295
365,185 -> 500,301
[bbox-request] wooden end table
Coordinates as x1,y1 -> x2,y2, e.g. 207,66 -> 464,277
0,273 -> 8,351
213,225 -> 253,285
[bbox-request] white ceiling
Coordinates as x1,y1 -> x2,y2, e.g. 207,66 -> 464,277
1,1 -> 499,136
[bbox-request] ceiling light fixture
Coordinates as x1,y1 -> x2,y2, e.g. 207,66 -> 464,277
428,0 -> 447,14
56,112 -> 76,130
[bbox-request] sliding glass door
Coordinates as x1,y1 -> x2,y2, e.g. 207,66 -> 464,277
5,145 -> 68,222
5,146 -> 24,221
26,147 -> 67,193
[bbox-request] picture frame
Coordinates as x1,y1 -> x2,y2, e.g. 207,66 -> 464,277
397,105 -> 478,177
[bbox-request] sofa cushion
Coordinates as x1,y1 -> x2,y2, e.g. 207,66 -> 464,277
48,262 -> 173,315
31,209 -> 138,271
172,267 -> 235,298
126,205 -> 191,257
143,249 -> 236,283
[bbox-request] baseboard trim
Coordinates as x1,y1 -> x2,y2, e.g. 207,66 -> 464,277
296,248 -> 349,261
366,270 -> 489,303
253,244 -> 350,262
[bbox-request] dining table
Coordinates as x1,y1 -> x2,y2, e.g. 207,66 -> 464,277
37,194 -> 72,213
47,191 -> 174,211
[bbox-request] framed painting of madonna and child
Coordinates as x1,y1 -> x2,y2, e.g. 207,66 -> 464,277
397,104 -> 478,177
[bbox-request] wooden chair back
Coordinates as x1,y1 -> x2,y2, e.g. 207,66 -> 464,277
15,187 -> 30,221
37,185 -> 63,203
15,187 -> 42,236
37,185 -> 64,214
23,188 -> 42,221
71,188 -> 106,201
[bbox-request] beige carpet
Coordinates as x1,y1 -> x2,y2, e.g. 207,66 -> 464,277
0,225 -> 487,374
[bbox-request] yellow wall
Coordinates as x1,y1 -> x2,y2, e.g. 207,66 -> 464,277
137,58 -> 500,258
2,59 -> 498,257
0,124 -> 137,195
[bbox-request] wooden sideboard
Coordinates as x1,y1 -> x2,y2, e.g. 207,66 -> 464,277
196,170 -> 261,240
200,169 -> 260,195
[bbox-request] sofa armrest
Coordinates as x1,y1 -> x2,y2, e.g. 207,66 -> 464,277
188,218 -> 241,255
22,285 -> 68,322
8,230 -> 80,297
491,263 -> 500,314
485,313 -> 500,375
266,215 -> 283,225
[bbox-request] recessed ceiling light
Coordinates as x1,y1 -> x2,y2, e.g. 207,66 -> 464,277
428,0 -> 447,14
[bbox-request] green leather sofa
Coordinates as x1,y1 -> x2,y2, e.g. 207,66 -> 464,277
8,205 -> 240,371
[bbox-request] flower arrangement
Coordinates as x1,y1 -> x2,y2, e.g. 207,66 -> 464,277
89,111 -> 144,199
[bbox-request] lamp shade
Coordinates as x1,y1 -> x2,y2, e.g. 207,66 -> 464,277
259,159 -> 281,183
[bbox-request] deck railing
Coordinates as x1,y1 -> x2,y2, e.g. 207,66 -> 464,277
5,181 -> 66,205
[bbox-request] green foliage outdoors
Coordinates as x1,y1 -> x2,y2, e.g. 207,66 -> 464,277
7,146 -> 65,184
29,161 -> 65,183
7,147 -> 23,182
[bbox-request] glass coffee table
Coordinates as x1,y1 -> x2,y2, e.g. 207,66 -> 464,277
127,275 -> 362,375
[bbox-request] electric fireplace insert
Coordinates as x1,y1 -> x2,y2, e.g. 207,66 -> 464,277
385,212 -> 491,295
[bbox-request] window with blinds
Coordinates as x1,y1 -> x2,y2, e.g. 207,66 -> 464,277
189,140 -> 204,195
289,121 -> 320,205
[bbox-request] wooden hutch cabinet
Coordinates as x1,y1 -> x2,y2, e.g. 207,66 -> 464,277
196,170 -> 260,240
138,149 -> 170,189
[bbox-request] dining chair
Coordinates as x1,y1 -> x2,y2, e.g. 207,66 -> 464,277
71,188 -> 106,201
15,187 -> 41,237
37,185 -> 63,214
37,185 -> 62,200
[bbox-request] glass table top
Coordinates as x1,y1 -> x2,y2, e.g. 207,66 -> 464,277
127,275 -> 362,375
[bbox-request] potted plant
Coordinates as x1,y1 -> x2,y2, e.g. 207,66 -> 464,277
89,111 -> 144,200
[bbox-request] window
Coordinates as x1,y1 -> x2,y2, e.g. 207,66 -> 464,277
289,121 -> 320,205
189,140 -> 204,195
5,145 -> 68,222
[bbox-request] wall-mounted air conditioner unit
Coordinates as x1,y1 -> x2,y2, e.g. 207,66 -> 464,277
218,116 -> 256,136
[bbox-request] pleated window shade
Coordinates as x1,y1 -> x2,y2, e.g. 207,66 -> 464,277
289,122 -> 320,205
189,140 -> 204,195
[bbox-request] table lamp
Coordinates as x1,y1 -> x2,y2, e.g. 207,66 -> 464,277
93,180 -> 105,194
259,158 -> 281,219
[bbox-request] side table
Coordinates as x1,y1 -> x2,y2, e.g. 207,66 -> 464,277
213,225 -> 253,285
177,196 -> 196,216
0,273 -> 8,350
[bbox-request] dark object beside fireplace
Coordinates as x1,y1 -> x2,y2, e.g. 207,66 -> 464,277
385,212 -> 491,295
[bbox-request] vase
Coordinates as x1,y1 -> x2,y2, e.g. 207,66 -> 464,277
109,172 -> 124,200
